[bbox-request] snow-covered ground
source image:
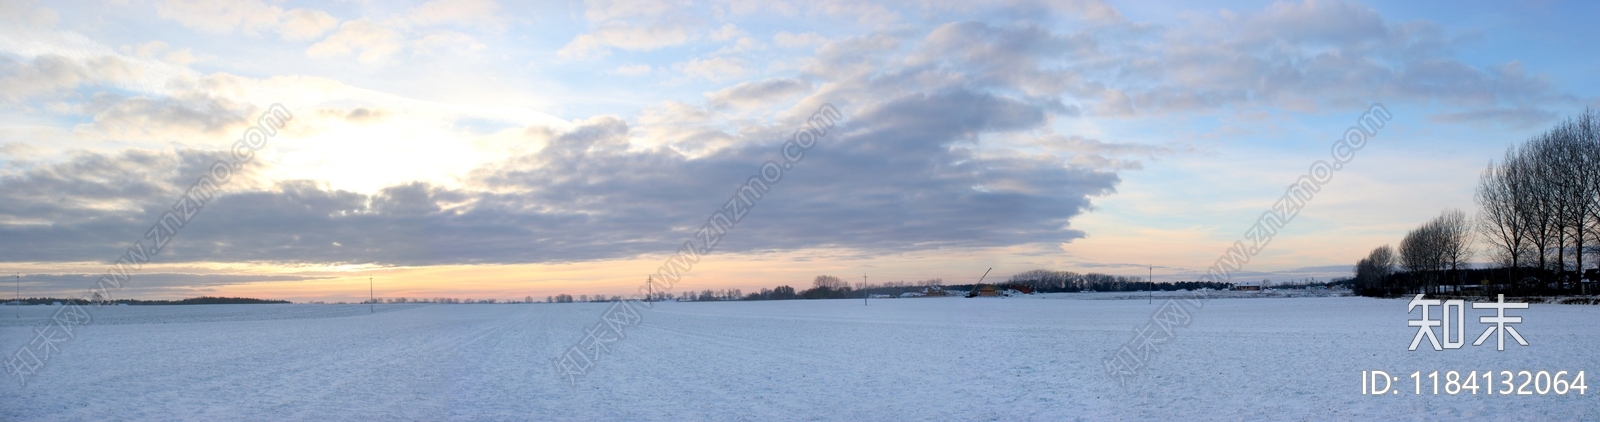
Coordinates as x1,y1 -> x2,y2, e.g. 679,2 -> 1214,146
2,295 -> 1595,420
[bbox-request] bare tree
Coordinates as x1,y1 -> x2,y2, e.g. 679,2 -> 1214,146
1438,208 -> 1473,291
1400,210 -> 1469,295
1354,245 -> 1395,295
1476,153 -> 1532,268
1437,210 -> 1470,267
813,275 -> 846,290
1466,109 -> 1600,293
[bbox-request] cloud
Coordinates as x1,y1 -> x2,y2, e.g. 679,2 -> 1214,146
612,64 -> 652,75
773,31 -> 827,48
558,23 -> 697,59
681,56 -> 747,81
908,21 -> 1097,96
1096,0 -> 1565,122
583,0 -> 678,21
799,33 -> 899,77
279,8 -> 341,41
316,107 -> 392,125
717,0 -> 799,16
1,87 -> 1116,266
408,0 -> 506,30
0,148 -> 264,262
0,54 -> 145,103
810,0 -> 899,26
16,272 -> 335,298
157,0 -> 339,41
121,41 -> 201,67
413,30 -> 489,54
705,78 -> 811,109
558,0 -> 702,59
1239,0 -> 1387,46
0,0 -> 58,30
306,20 -> 405,63
1019,135 -> 1176,171
74,92 -> 250,140
1428,106 -> 1556,129
709,23 -> 745,42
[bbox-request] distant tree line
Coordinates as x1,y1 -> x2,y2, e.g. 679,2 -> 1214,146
2,296 -> 290,305
371,297 -> 525,304
1355,109 -> 1600,297
1001,269 -> 1233,293
540,270 -> 1245,304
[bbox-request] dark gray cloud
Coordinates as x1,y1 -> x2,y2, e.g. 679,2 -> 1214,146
13,273 -> 333,298
0,87 -> 1118,266
1,148 -> 252,260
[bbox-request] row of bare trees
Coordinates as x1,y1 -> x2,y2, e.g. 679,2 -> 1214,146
1476,109 -> 1600,291
1356,110 -> 1599,297
1401,209 -> 1474,294
1354,210 -> 1474,295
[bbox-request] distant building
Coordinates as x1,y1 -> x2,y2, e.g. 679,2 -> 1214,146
1235,282 -> 1263,291
967,285 -> 999,297
922,286 -> 947,297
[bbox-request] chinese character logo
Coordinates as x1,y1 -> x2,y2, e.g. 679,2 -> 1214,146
1407,294 -> 1528,351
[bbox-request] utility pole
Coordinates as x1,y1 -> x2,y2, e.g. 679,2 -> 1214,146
368,275 -> 374,313
15,273 -> 19,318
863,274 -> 868,306
647,275 -> 653,303
1148,265 -> 1153,304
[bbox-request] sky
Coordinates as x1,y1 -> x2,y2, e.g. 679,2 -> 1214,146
1,0 -> 1596,302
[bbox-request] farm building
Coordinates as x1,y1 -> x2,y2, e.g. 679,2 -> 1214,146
966,285 -> 999,297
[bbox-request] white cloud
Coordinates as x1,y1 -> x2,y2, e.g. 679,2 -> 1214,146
811,0 -> 899,26
0,0 -> 58,29
560,0 -> 703,59
773,31 -> 826,48
409,0 -> 506,30
121,41 -> 201,66
414,30 -> 488,55
582,0 -> 677,22
613,64 -> 652,75
280,8 -> 341,41
157,0 -> 339,41
717,0 -> 798,16
306,20 -> 405,63
681,56 -> 746,81
709,23 -> 744,41
558,23 -> 696,59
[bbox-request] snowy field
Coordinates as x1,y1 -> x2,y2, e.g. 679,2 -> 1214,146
2,295 -> 1595,420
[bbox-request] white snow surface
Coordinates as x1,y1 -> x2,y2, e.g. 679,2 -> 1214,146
2,295 -> 1595,420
